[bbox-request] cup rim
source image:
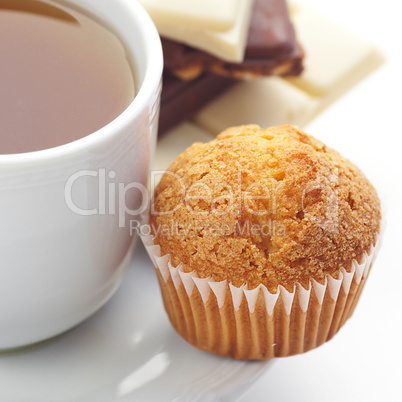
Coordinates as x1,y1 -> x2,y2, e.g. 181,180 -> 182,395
0,0 -> 163,165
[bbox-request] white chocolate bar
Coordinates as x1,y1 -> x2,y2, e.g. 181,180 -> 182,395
140,0 -> 255,62
138,0 -> 241,32
192,5 -> 383,133
193,77 -> 319,135
286,7 -> 384,109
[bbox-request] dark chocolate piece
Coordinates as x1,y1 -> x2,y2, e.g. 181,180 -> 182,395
159,70 -> 236,135
162,0 -> 303,80
245,0 -> 296,59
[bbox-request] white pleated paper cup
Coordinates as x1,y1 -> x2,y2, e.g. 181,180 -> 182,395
140,228 -> 380,360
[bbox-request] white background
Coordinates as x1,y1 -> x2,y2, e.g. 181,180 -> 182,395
241,0 -> 402,401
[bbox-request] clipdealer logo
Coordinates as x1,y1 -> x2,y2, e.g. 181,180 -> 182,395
64,167 -> 340,235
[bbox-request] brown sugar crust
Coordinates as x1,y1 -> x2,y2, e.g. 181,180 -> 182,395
150,125 -> 381,292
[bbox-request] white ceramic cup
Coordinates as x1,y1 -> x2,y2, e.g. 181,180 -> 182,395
0,0 -> 163,349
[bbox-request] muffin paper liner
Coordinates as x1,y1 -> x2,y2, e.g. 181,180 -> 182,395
140,231 -> 380,360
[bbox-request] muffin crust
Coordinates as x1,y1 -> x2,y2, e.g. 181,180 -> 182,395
150,125 -> 381,292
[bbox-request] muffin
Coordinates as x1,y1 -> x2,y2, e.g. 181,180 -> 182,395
142,125 -> 381,359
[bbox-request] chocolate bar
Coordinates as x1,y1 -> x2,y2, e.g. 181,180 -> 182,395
159,71 -> 236,135
162,0 -> 303,80
193,6 -> 384,135
140,0 -> 255,62
139,0 -> 244,33
159,0 -> 305,134
245,0 -> 296,59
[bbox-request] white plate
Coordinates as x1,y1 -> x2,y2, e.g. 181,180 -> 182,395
0,242 -> 269,402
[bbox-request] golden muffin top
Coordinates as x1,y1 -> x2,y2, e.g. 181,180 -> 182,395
150,125 -> 381,292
